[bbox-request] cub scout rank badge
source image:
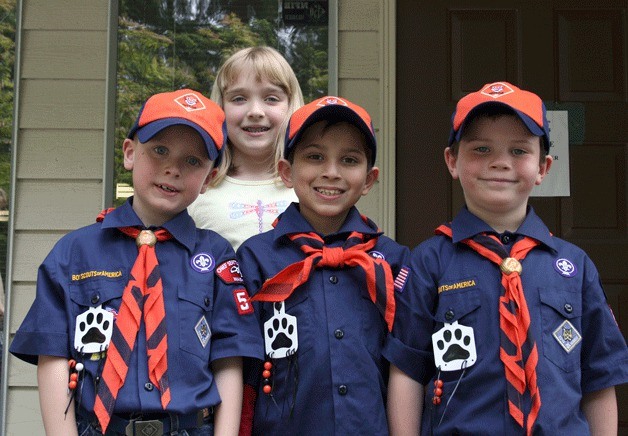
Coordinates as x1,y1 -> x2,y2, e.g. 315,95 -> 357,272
553,320 -> 582,353
195,315 -> 211,348
74,305 -> 114,354
264,301 -> 298,359
432,321 -> 477,371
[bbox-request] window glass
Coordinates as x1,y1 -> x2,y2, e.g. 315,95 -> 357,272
114,0 -> 330,203
0,0 -> 15,307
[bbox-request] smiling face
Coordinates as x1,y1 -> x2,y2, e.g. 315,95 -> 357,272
445,114 -> 552,231
222,70 -> 290,166
124,125 -> 215,227
279,121 -> 379,235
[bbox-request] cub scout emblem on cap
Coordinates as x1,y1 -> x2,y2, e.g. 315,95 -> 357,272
553,320 -> 582,353
175,92 -> 207,111
191,253 -> 214,273
195,315 -> 211,348
554,258 -> 577,278
317,96 -> 348,107
481,83 -> 515,98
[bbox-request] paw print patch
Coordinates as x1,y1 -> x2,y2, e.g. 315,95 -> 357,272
263,301 -> 298,359
432,321 -> 477,371
74,305 -> 114,354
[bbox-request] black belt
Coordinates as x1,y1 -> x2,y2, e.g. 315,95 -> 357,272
104,408 -> 212,435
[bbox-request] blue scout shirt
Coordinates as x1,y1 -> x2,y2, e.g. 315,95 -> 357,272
10,198 -> 264,416
237,203 -> 410,436
384,207 -> 628,435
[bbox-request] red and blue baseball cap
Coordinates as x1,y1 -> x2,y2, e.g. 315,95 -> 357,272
285,96 -> 377,165
127,89 -> 227,162
449,82 -> 550,153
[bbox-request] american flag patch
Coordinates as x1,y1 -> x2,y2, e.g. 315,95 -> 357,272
394,266 -> 409,292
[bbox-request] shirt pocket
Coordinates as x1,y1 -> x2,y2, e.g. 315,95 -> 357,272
435,287 -> 482,325
178,285 -> 213,360
539,287 -> 582,372
69,278 -> 125,355
434,288 -> 483,371
260,289 -> 315,362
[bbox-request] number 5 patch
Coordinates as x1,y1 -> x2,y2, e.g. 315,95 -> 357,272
233,288 -> 254,315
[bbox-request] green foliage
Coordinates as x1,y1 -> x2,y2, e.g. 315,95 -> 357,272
0,0 -> 13,281
113,1 -> 329,205
0,0 -> 15,183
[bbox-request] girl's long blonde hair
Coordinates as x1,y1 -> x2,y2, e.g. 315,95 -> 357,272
210,46 -> 304,186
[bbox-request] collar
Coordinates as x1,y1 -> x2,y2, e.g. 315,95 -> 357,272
449,206 -> 557,252
98,198 -> 198,253
272,203 -> 382,242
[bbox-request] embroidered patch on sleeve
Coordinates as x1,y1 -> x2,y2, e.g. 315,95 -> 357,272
233,288 -> 254,315
216,259 -> 244,284
394,266 -> 410,293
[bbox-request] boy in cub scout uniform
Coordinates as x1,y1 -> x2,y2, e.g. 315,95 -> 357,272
236,96 -> 410,435
385,82 -> 628,435
10,89 -> 263,435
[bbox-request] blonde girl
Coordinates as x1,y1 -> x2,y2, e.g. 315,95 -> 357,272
188,46 -> 304,250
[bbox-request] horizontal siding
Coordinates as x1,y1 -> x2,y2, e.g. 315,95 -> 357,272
5,388 -> 43,435
338,79 -> 380,125
338,31 -> 379,79
8,284 -> 35,334
23,0 -> 109,30
17,130 -> 104,179
11,232 -> 66,282
14,181 -> 102,231
339,0 -> 379,30
8,355 -> 37,387
18,80 -> 106,130
21,30 -> 108,79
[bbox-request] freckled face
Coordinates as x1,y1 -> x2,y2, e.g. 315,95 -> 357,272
279,121 -> 379,235
445,115 -> 552,221
123,125 -> 214,227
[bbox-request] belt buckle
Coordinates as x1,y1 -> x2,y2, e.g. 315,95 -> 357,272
125,419 -> 163,436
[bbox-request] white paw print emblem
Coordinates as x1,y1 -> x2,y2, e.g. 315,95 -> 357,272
264,301 -> 298,359
432,321 -> 477,371
74,305 -> 114,354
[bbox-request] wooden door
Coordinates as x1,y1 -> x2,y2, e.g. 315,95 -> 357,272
396,0 -> 628,430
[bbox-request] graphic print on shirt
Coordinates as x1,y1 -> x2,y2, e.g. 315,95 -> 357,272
432,321 -> 477,371
229,200 -> 290,233
74,305 -> 114,355
264,301 -> 298,358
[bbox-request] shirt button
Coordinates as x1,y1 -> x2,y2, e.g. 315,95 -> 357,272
338,385 -> 348,395
91,294 -> 100,305
329,276 -> 338,284
445,310 -> 455,321
144,382 -> 154,391
501,234 -> 511,244
564,303 -> 573,314
334,329 -> 344,339
204,297 -> 210,307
